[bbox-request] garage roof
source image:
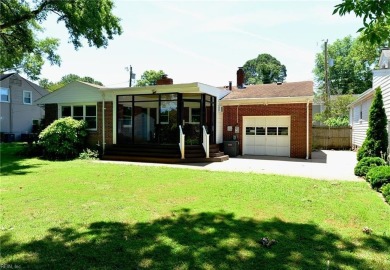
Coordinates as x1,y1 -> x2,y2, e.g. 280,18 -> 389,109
222,81 -> 313,100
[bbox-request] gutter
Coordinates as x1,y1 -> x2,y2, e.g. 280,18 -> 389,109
102,93 -> 106,154
306,99 -> 309,160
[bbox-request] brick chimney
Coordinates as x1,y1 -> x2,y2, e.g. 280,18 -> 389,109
237,67 -> 244,89
156,74 -> 173,85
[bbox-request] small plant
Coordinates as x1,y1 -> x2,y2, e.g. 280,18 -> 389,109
366,166 -> 390,189
79,148 -> 99,160
354,157 -> 386,177
362,227 -> 373,235
380,183 -> 390,203
38,117 -> 88,160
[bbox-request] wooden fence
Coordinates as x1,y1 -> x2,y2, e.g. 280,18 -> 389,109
312,126 -> 352,150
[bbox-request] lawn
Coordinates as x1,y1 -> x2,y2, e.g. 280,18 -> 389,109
1,143 -> 390,270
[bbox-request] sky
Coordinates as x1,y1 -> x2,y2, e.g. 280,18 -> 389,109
37,0 -> 364,88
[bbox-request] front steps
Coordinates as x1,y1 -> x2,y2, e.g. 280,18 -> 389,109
102,144 -> 229,163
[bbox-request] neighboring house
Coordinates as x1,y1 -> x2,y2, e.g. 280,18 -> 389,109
0,73 -> 49,141
350,48 -> 390,149
36,71 -> 313,160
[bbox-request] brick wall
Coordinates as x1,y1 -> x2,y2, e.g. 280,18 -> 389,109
222,103 -> 312,158
87,101 -> 113,147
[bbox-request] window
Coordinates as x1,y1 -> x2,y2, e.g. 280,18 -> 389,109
278,127 -> 288,135
191,108 -> 200,123
60,105 -> 97,129
256,127 -> 266,135
122,106 -> 132,126
0,87 -> 9,102
23,91 -> 32,104
246,127 -> 255,135
160,110 -> 169,124
267,127 -> 277,135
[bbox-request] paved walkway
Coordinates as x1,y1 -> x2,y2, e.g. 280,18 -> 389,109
99,150 -> 362,181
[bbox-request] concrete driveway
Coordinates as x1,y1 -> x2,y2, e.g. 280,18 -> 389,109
100,150 -> 362,181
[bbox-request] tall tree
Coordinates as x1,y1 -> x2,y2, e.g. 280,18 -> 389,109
39,74 -> 103,92
333,0 -> 390,46
0,0 -> 122,80
136,70 -> 166,87
357,87 -> 388,161
242,54 -> 286,85
313,35 -> 381,95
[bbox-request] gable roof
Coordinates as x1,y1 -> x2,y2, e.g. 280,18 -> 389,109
379,48 -> 390,69
222,81 -> 313,100
0,73 -> 15,81
349,88 -> 374,107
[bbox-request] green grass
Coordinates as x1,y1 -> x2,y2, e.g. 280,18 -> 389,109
1,143 -> 390,269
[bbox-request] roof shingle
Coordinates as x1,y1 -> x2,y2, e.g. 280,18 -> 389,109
222,81 -> 313,100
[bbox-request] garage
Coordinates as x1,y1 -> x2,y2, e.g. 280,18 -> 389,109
243,116 -> 290,156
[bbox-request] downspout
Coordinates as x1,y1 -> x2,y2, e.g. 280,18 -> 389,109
306,99 -> 309,160
102,93 -> 106,154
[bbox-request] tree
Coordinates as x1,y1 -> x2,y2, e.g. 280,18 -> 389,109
242,54 -> 286,85
136,70 -> 166,87
0,0 -> 122,80
333,0 -> 390,46
39,74 -> 103,92
313,35 -> 381,95
314,94 -> 356,127
357,87 -> 388,161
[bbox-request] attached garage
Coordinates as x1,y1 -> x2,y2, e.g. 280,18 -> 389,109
243,116 -> 290,156
221,81 -> 313,159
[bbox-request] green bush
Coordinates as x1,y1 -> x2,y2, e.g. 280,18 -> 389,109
366,166 -> 390,189
354,157 -> 386,177
79,148 -> 99,160
38,117 -> 88,160
380,183 -> 390,203
357,87 -> 388,161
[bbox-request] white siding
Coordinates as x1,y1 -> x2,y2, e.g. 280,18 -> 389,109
373,69 -> 390,120
216,100 -> 223,144
351,98 -> 372,147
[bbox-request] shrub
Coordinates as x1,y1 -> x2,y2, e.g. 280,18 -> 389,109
380,183 -> 390,203
357,87 -> 388,161
354,157 -> 386,177
79,148 -> 99,160
366,166 -> 390,189
38,117 -> 88,160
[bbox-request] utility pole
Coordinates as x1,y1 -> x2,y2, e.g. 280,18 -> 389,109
129,65 -> 132,87
324,39 -> 330,100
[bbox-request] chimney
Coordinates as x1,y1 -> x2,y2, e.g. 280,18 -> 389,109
237,67 -> 244,89
156,74 -> 173,85
229,81 -> 232,90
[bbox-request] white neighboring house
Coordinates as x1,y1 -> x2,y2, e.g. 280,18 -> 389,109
350,49 -> 390,149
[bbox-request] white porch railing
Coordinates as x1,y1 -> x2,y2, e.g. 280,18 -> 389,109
179,125 -> 185,159
202,125 -> 210,158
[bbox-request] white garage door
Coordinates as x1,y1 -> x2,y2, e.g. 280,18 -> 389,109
243,116 -> 290,157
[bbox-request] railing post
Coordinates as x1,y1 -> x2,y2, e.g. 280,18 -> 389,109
202,125 -> 210,158
179,125 -> 185,159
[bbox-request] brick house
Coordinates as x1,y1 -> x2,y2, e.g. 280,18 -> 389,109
36,71 -> 313,161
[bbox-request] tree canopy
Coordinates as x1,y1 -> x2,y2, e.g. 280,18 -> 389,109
39,74 -> 103,92
136,70 -> 166,87
242,54 -> 286,85
333,0 -> 390,46
313,35 -> 381,95
0,0 -> 122,80
314,94 -> 356,127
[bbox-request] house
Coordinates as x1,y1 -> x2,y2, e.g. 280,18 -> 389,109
350,48 -> 390,149
36,70 -> 313,161
0,73 -> 49,141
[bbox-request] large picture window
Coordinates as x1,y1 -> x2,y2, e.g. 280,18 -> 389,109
60,105 -> 97,129
0,87 -> 9,102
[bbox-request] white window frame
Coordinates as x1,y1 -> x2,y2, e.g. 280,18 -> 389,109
23,90 -> 32,105
60,104 -> 97,130
160,110 -> 169,124
190,108 -> 201,123
0,87 -> 10,103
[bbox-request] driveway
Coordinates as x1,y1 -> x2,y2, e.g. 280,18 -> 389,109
100,150 -> 362,181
